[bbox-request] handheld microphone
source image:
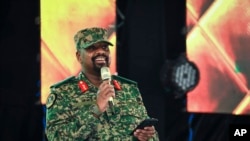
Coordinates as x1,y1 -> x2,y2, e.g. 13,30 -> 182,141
100,67 -> 114,109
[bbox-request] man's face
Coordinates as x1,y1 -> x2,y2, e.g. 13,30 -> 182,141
76,42 -> 111,74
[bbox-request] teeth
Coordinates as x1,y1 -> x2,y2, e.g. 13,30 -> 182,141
95,57 -> 105,61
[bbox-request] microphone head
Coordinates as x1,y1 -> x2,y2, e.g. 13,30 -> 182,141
101,67 -> 111,80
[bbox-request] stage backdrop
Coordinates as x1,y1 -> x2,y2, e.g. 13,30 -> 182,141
40,0 -> 116,104
186,0 -> 250,115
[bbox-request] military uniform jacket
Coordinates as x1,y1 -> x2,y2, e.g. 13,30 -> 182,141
46,72 -> 159,141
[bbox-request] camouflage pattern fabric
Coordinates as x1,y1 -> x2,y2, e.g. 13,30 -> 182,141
46,72 -> 159,141
74,27 -> 113,50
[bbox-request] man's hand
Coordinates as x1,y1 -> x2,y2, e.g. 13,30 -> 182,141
134,126 -> 156,141
96,80 -> 115,112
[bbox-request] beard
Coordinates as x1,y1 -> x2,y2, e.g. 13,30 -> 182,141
91,54 -> 110,73
92,57 -> 110,74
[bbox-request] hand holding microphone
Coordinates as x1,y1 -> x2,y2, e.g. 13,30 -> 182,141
96,67 -> 115,113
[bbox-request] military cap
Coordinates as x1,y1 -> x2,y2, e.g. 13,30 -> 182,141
74,27 -> 113,49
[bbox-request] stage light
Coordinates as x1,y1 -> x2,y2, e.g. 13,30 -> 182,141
160,53 -> 200,98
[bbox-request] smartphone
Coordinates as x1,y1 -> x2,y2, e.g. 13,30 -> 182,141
130,118 -> 158,135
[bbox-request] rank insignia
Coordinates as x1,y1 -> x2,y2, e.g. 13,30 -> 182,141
112,80 -> 121,90
78,80 -> 88,93
46,93 -> 56,109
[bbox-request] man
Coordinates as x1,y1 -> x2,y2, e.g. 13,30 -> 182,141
45,27 -> 159,141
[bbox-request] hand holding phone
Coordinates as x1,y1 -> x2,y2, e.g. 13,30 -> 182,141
130,118 -> 158,135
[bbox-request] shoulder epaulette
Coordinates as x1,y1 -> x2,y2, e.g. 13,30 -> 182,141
112,75 -> 137,85
50,76 -> 76,88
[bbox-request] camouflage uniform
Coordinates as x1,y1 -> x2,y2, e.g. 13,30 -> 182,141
45,27 -> 159,141
46,73 -> 159,141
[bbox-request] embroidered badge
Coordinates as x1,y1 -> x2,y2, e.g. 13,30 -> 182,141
46,93 -> 56,109
78,80 -> 89,93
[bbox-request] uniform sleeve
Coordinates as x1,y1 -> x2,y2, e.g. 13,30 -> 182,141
45,92 -> 101,141
152,133 -> 160,141
129,86 -> 160,141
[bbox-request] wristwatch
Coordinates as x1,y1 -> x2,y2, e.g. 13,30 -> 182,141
90,104 -> 102,117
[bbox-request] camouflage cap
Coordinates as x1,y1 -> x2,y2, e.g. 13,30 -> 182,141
74,27 -> 113,49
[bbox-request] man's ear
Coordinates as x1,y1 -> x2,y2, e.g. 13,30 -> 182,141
76,51 -> 81,62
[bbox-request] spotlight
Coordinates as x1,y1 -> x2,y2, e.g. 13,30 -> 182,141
160,53 -> 199,98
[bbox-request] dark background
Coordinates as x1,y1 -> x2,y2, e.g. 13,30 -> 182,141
0,0 -> 249,141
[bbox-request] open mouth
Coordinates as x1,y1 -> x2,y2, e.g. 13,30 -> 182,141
94,56 -> 107,64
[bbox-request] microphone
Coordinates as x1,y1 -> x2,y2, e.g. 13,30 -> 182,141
100,67 -> 114,110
